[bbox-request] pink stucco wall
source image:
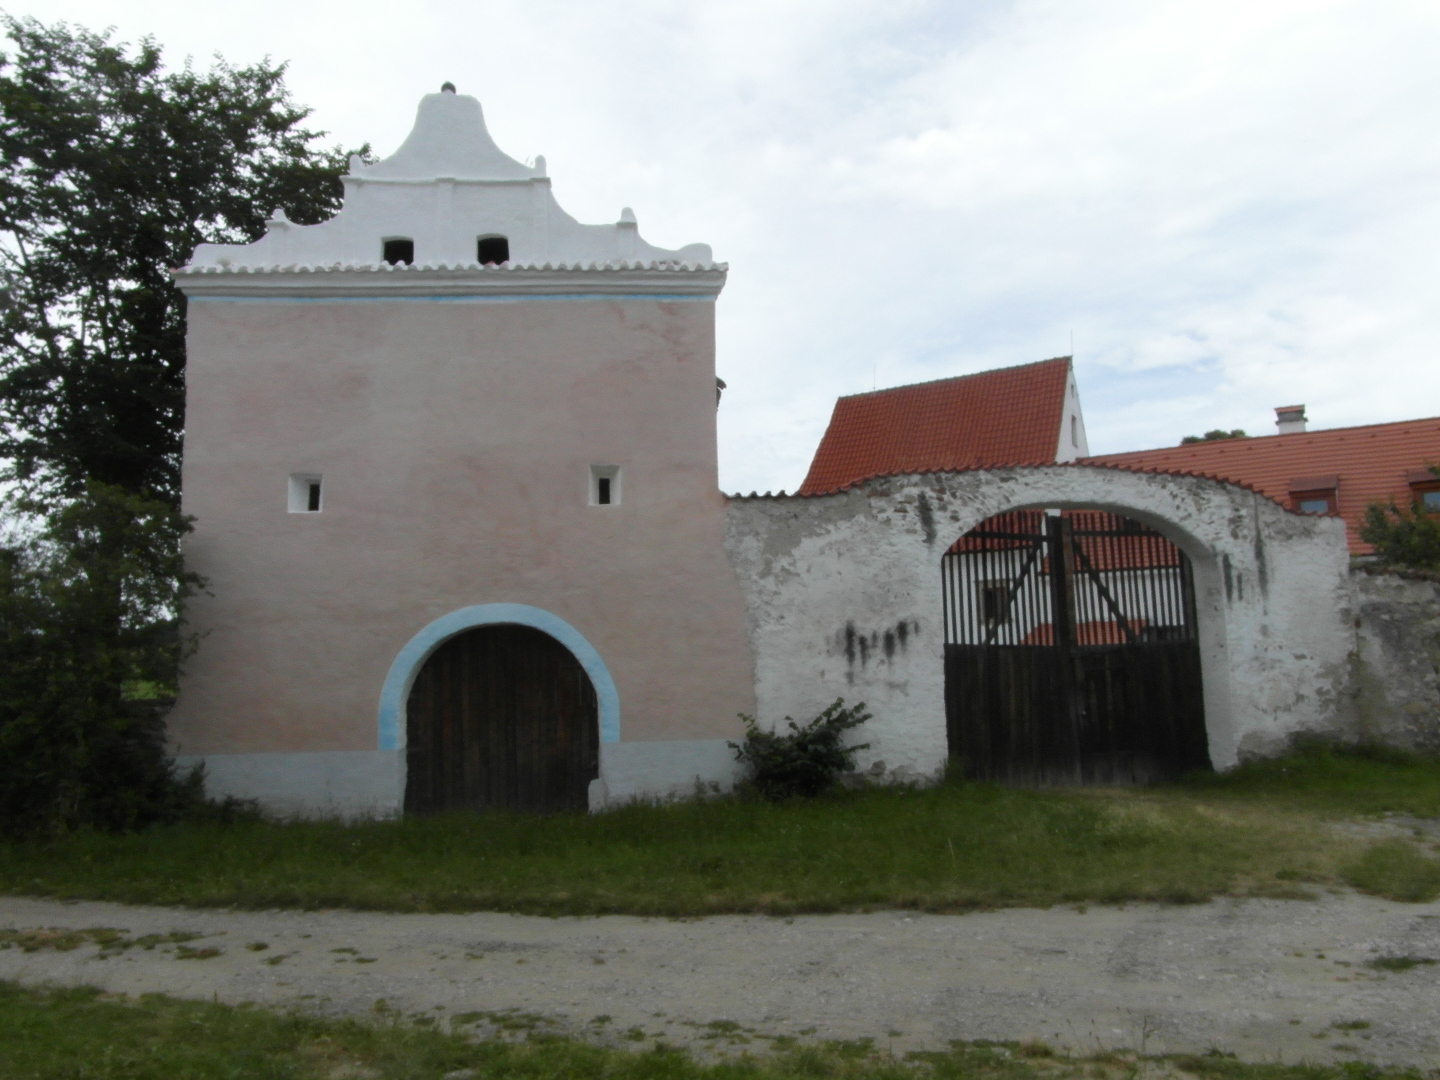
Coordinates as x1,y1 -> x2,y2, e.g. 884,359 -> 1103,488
169,295 -> 756,755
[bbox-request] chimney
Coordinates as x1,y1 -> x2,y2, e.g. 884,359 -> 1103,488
1275,404 -> 1307,435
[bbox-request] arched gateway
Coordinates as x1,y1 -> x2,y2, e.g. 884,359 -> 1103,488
404,624 -> 599,814
942,509 -> 1209,785
727,465 -> 1354,787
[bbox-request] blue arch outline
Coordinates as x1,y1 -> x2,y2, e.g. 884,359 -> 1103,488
377,603 -> 619,751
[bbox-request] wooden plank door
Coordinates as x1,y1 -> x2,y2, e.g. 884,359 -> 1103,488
403,624 -> 599,814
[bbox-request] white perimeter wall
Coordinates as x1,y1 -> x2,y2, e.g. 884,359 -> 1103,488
725,466 -> 1356,780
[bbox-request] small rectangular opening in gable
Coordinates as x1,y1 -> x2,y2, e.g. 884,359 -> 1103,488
589,465 -> 620,506
477,235 -> 509,265
382,238 -> 414,265
288,473 -> 323,513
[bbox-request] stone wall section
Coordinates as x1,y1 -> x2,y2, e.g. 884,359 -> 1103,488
725,466 -> 1358,781
1349,570 -> 1440,753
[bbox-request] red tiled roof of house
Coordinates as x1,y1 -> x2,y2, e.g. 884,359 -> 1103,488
1082,417 -> 1440,554
797,357 -> 1071,495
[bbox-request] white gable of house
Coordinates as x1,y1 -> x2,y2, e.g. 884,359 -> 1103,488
179,87 -> 716,281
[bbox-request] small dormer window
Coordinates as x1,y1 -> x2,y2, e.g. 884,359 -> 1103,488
1407,468 -> 1440,513
477,235 -> 509,265
383,238 -> 414,265
1288,474 -> 1338,516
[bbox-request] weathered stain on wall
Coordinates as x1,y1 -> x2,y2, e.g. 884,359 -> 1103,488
726,465 -> 1357,782
835,619 -> 921,683
1350,569 -> 1440,753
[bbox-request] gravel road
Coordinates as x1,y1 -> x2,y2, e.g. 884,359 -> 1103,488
2,892 -> 1438,1066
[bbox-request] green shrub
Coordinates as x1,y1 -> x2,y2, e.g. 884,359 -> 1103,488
729,699 -> 871,801
1360,465 -> 1440,571
1181,428 -> 1247,444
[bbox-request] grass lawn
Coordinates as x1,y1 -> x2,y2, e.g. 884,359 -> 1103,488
0,746 -> 1437,916
3,980 -> 1434,1080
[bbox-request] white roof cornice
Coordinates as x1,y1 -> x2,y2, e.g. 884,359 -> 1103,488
175,261 -> 727,299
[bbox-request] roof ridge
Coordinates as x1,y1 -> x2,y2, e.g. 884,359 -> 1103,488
834,355 -> 1071,403
1088,414 -> 1440,458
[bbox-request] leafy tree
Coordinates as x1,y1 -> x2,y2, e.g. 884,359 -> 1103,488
0,483 -> 204,836
0,15 -> 364,504
1180,429 -> 1247,445
1360,466 -> 1440,572
0,17 -> 363,832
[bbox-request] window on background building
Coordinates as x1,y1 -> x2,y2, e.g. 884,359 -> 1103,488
382,238 -> 414,265
1292,490 -> 1336,515
981,583 -> 1012,625
1406,468 -> 1440,513
1288,474 -> 1338,516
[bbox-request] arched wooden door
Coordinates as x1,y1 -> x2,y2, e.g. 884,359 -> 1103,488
403,624 -> 599,814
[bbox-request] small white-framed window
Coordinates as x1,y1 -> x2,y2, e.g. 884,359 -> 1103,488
1070,415 -> 1079,447
589,465 -> 621,506
288,473 -> 323,513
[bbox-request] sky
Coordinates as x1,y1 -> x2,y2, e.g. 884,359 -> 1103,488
8,0 -> 1440,493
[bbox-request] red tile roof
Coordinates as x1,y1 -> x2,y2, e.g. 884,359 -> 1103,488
798,357 -> 1071,495
1082,417 -> 1440,554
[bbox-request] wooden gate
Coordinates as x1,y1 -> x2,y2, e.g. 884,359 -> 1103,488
942,510 -> 1210,785
404,624 -> 599,814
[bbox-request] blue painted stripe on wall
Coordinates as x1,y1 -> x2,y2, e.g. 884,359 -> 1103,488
190,293 -> 712,304
376,603 -> 620,752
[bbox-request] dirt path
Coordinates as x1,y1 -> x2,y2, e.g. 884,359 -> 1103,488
2,892 -> 1438,1066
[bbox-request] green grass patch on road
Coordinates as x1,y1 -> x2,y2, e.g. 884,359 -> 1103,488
2,981 -> 1434,1080
0,745 -> 1437,916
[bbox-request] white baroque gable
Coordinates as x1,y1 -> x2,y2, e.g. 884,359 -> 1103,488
177,87 -> 719,290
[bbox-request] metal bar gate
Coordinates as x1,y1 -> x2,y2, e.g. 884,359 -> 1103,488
942,510 -> 1210,785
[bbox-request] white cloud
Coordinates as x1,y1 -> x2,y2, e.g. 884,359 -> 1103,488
10,0 -> 1440,485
